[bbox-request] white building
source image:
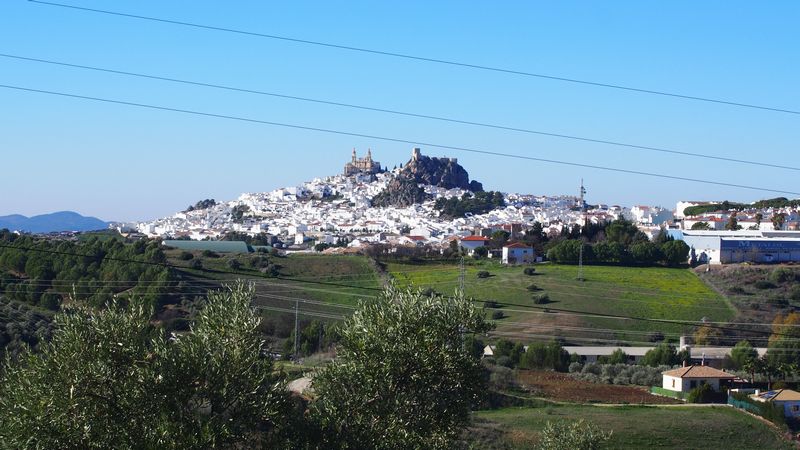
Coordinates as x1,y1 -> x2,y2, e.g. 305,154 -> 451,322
458,235 -> 490,255
661,365 -> 735,394
501,243 -> 534,265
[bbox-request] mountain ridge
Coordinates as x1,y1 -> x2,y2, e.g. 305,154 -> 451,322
0,211 -> 110,233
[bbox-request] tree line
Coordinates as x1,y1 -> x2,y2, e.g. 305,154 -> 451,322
545,218 -> 689,266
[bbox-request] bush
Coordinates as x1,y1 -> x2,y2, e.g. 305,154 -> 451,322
754,280 -> 777,289
770,267 -> 796,284
687,383 -> 713,403
491,310 -> 505,320
201,250 -> 219,258
526,283 -> 540,292
523,267 -> 536,276
476,270 -> 491,279
189,259 -> 203,270
535,419 -> 611,450
791,285 -> 800,301
179,251 -> 194,261
227,259 -> 242,270
484,300 -> 500,309
533,294 -> 550,305
728,286 -> 746,295
487,365 -> 516,391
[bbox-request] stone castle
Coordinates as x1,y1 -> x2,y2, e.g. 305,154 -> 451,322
343,148 -> 382,176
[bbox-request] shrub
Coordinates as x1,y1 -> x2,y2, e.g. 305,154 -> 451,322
523,267 -> 536,276
568,362 -> 583,373
227,259 -> 242,270
687,383 -> 713,403
484,300 -> 500,309
487,365 -> 515,391
770,267 -> 796,284
491,310 -> 505,320
533,294 -> 550,305
790,285 -> 800,301
728,286 -> 746,295
526,283 -> 540,292
201,250 -> 219,258
476,270 -> 491,279
189,259 -> 203,270
536,419 -> 611,450
754,280 -> 777,289
179,251 -> 194,261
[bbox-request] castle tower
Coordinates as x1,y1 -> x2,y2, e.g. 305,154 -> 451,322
352,148 -> 357,163
367,148 -> 372,161
412,147 -> 421,161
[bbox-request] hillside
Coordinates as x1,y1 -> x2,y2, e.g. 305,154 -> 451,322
0,211 -> 109,233
387,261 -> 735,344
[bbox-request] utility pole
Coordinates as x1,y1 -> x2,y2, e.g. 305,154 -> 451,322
293,299 -> 299,361
577,179 -> 586,282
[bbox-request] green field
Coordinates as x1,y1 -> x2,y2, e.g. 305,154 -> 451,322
165,250 -> 382,323
474,405 -> 791,449
387,261 -> 735,343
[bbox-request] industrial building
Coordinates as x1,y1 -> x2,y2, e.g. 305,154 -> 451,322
669,229 -> 800,264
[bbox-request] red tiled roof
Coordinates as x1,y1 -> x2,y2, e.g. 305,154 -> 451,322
662,365 -> 735,379
461,236 -> 489,241
406,235 -> 426,241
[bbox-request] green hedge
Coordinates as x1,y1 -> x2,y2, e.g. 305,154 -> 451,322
650,386 -> 685,400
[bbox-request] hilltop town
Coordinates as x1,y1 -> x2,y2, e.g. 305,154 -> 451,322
133,148 -> 650,249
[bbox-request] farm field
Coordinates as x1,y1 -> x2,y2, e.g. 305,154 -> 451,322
513,370 -> 680,405
387,261 -> 736,344
473,405 -> 793,449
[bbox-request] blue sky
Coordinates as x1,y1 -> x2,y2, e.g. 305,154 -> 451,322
1,1 -> 798,221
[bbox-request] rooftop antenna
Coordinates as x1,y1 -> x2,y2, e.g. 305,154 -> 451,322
577,179 -> 587,282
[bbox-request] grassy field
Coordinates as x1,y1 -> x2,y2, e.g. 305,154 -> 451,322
473,405 -> 792,449
387,260 -> 735,343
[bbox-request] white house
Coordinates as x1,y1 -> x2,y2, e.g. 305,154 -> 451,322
458,235 -> 490,255
502,242 -> 535,265
661,365 -> 735,394
751,389 -> 800,419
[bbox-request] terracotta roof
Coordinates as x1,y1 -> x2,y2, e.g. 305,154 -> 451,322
662,365 -> 735,379
405,235 -> 426,241
461,235 -> 489,241
504,242 -> 532,249
755,389 -> 800,402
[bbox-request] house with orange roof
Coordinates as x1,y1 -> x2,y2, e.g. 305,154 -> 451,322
662,365 -> 735,393
751,389 -> 800,418
457,235 -> 489,255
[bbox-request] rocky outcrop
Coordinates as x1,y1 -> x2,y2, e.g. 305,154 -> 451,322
370,176 -> 428,207
401,148 -> 483,192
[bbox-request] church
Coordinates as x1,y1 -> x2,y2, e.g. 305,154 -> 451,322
343,148 -> 382,176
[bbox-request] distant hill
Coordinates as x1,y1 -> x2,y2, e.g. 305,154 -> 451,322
0,211 -> 110,233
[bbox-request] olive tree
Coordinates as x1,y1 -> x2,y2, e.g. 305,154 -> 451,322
0,282 -> 293,449
309,286 -> 493,449
536,419 -> 612,450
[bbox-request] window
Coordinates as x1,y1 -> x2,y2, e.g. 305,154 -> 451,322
792,405 -> 799,413
671,379 -> 675,388
690,380 -> 697,389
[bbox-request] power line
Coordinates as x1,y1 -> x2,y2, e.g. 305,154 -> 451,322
2,53 -> 797,172
27,0 -> 800,116
2,84 -> 798,197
